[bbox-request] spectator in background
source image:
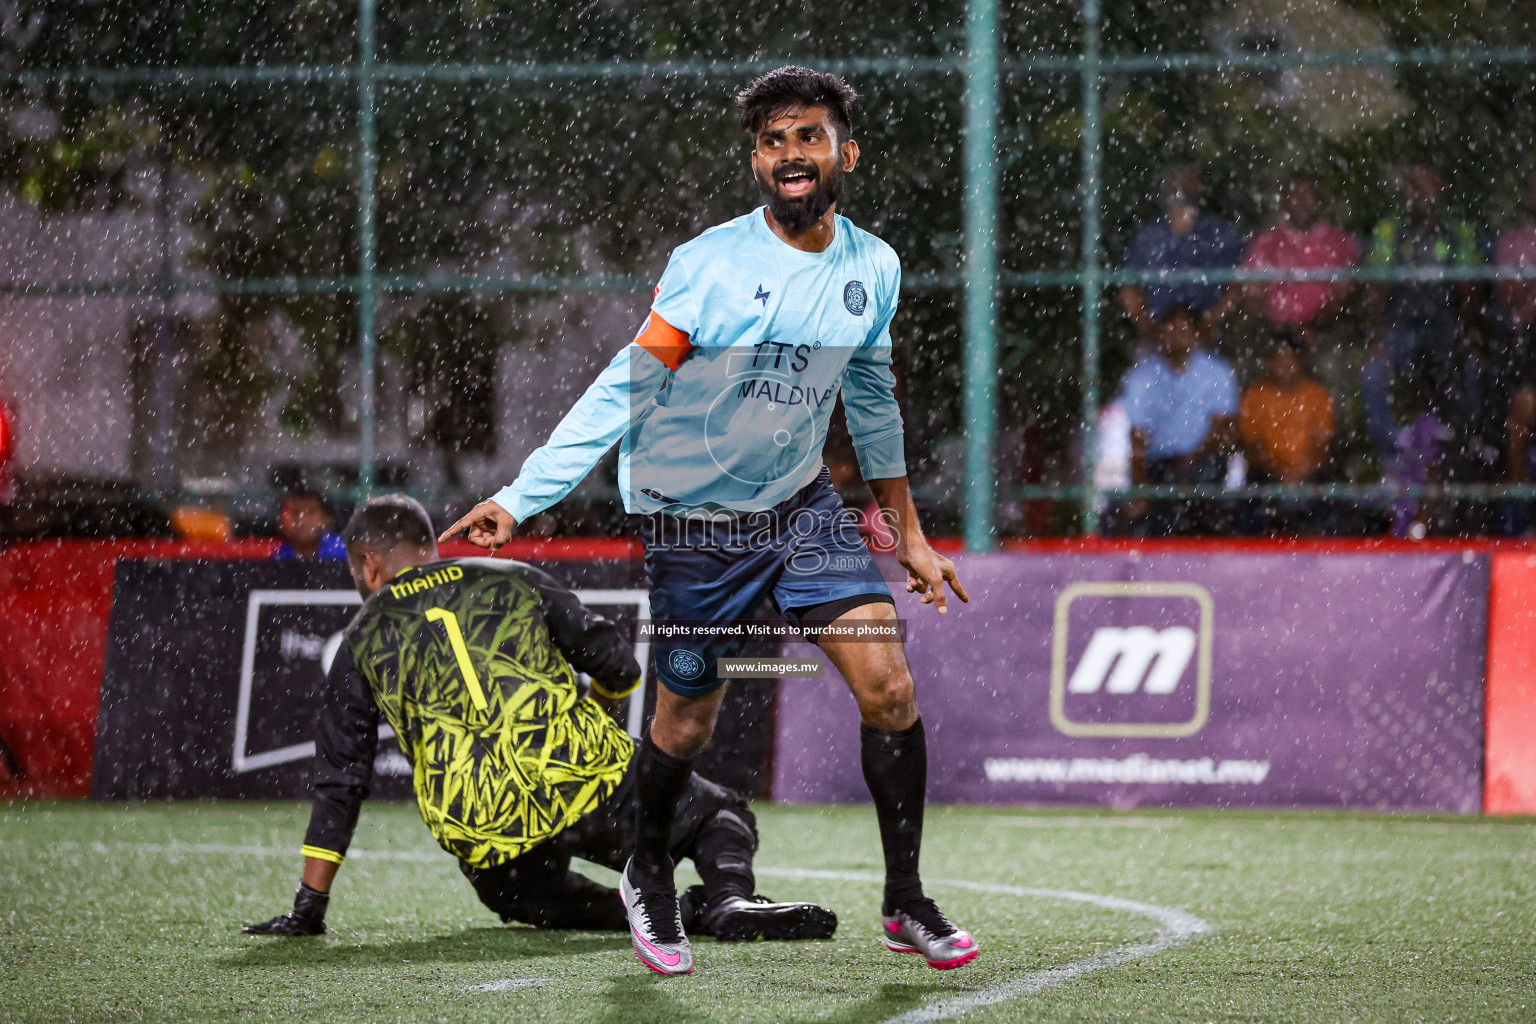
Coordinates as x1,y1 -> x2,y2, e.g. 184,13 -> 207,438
275,486 -> 346,561
1493,173 -> 1536,530
1237,332 -> 1335,534
1241,176 -> 1359,338
1496,169 -> 1536,343
1359,164 -> 1481,465
1390,360 -> 1457,539
1120,164 -> 1243,338
1504,374 -> 1536,534
1120,304 -> 1238,535
1436,304 -> 1526,535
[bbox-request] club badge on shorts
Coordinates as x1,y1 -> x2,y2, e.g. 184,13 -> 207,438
669,648 -> 706,681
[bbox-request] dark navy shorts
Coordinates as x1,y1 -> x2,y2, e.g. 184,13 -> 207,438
644,466 -> 894,697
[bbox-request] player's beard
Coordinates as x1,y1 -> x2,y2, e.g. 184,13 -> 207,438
756,160 -> 843,234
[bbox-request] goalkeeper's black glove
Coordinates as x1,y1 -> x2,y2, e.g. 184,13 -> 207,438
243,882 -> 330,936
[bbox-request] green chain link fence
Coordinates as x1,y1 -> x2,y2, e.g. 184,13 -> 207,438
8,0 -> 1536,546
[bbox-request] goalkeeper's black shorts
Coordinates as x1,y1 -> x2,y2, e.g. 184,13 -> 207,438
458,762 -> 752,930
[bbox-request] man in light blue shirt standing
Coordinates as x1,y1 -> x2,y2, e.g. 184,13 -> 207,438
441,67 -> 977,977
1119,303 -> 1238,535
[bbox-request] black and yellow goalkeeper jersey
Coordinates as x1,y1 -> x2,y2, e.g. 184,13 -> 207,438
301,558 -> 640,869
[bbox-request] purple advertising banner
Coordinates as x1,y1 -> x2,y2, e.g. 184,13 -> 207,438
773,553 -> 1487,812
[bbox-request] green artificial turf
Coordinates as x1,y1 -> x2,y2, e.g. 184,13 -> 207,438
1,801 -> 1532,1023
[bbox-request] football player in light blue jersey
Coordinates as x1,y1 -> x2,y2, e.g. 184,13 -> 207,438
443,66 -> 977,977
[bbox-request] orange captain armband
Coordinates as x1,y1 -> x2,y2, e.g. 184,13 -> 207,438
634,311 -> 693,371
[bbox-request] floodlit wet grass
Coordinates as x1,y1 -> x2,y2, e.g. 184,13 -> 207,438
2,802 -> 1533,1023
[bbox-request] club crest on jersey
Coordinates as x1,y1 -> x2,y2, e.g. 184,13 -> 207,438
843,280 -> 867,316
669,649 -> 706,681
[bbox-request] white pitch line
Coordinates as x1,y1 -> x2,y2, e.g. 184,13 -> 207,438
881,936 -> 1191,1024
756,868 -> 1212,1024
0,839 -> 445,862
466,978 -> 543,992
14,839 -> 1212,1020
982,815 -> 1181,829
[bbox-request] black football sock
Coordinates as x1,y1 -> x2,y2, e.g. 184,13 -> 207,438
292,881 -> 330,925
694,805 -> 757,904
633,732 -> 694,887
860,717 -> 927,914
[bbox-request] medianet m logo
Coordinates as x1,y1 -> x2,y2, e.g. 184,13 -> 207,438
1050,582 -> 1213,738
1067,626 -> 1198,695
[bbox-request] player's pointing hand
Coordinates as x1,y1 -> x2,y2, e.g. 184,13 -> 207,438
439,500 -> 518,550
902,545 -> 969,615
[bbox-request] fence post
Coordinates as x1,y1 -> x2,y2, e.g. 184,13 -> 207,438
148,144 -> 178,497
962,0 -> 1000,553
356,0 -> 379,495
1078,0 -> 1104,534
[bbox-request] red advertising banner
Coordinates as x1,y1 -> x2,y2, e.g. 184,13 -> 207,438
0,539 -> 278,797
8,535 -> 1534,809
0,537 -> 640,798
1485,553 -> 1536,815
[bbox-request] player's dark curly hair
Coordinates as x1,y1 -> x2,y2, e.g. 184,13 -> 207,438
343,494 -> 435,552
736,66 -> 858,142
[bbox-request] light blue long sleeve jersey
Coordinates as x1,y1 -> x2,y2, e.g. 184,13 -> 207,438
490,207 -> 907,520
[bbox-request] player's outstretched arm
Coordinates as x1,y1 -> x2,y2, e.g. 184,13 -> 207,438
866,476 -> 969,615
839,265 -> 968,611
448,343 -> 673,543
244,645 -> 377,937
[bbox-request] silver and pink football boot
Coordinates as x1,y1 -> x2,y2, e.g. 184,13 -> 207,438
620,858 -> 693,976
881,897 -> 980,970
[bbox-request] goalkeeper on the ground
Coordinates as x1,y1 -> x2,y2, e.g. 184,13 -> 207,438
245,494 -> 834,942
